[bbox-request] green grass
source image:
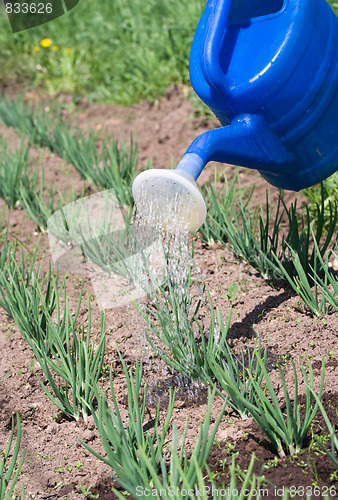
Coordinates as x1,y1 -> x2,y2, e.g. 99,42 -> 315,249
0,0 -> 336,105
0,371 -> 9,385
329,0 -> 338,16
187,91 -> 217,128
0,0 -> 203,104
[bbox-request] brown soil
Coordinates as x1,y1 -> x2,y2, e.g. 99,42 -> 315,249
0,86 -> 337,499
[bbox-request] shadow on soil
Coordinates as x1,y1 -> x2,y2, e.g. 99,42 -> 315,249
228,288 -> 291,340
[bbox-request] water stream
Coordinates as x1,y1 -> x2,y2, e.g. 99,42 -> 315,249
129,188 -> 210,404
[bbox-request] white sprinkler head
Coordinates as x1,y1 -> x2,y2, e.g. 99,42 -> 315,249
132,169 -> 207,233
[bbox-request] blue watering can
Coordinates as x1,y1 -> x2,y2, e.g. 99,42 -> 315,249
133,0 -> 338,232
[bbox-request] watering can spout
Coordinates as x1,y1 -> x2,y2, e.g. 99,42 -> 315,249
177,115 -> 296,187
132,115 -> 297,233
133,0 -> 338,233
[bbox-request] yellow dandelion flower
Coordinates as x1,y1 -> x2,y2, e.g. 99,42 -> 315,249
33,46 -> 40,52
64,48 -> 72,54
54,46 -> 59,52
40,38 -> 52,48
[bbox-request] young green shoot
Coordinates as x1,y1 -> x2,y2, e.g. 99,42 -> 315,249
138,273 -> 231,384
32,295 -> 106,422
210,338 -> 268,419
0,413 -> 26,500
0,238 -> 65,351
81,354 -> 226,498
217,354 -> 325,457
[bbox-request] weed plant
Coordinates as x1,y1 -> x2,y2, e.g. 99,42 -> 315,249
206,454 -> 289,500
31,295 -> 106,422
0,414 -> 26,500
220,354 -> 325,457
81,356 -> 225,498
0,371 -> 9,384
308,389 -> 338,469
210,339 -> 268,419
302,174 -> 338,232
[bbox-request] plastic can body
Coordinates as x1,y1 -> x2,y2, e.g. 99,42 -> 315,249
189,0 -> 338,190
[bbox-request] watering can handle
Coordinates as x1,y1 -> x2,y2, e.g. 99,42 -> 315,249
201,0 -> 233,95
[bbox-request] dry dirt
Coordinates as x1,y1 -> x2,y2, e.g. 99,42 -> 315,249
0,86 -> 337,499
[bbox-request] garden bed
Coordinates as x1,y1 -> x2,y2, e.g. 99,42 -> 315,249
0,86 -> 337,499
